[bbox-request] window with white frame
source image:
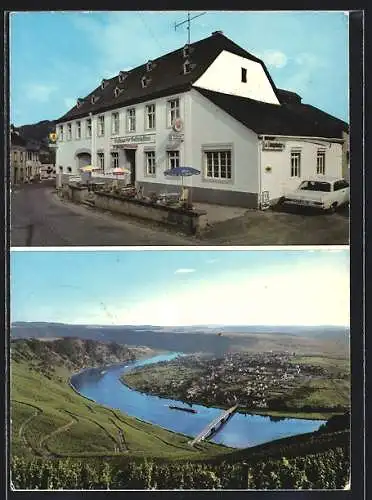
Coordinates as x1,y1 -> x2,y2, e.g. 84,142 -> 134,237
76,121 -> 81,139
97,152 -> 105,171
111,151 -> 119,169
27,151 -> 32,160
290,149 -> 301,177
167,150 -> 180,170
20,152 -> 23,162
167,98 -> 180,127
316,149 -> 326,175
98,115 -> 105,136
59,125 -> 64,141
204,150 -> 232,180
67,123 -> 72,140
13,151 -> 17,162
145,151 -> 156,175
127,108 -> 136,132
111,112 -> 119,135
145,104 -> 156,130
86,118 -> 92,138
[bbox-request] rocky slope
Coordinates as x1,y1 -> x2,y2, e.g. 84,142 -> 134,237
10,337 -> 149,377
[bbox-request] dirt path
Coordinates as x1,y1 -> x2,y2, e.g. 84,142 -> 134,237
38,412 -> 79,457
109,417 -> 128,452
14,400 -> 43,455
63,409 -> 119,451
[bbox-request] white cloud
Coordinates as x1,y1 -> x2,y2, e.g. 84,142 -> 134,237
261,50 -> 288,69
174,268 -> 196,274
24,83 -> 58,103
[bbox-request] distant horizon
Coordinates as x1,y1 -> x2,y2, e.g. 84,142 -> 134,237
11,321 -> 349,328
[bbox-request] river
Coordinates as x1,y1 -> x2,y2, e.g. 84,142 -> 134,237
70,352 -> 326,449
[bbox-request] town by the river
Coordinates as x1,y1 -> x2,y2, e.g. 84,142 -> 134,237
70,352 -> 325,448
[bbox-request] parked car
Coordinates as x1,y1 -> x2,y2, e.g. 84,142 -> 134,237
280,177 -> 349,212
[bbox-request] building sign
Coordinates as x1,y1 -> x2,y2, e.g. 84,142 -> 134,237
262,141 -> 285,151
113,134 -> 155,145
261,191 -> 270,209
168,132 -> 184,142
49,131 -> 58,148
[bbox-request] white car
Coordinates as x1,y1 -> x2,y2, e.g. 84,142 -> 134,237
281,177 -> 350,212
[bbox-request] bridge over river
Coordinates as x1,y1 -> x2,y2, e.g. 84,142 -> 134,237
190,404 -> 239,446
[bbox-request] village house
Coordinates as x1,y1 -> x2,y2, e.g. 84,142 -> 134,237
55,31 -> 349,208
10,128 -> 43,184
25,140 -> 42,180
10,130 -> 27,184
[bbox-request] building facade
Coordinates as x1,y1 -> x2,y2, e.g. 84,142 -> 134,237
55,32 -> 348,208
10,132 -> 27,184
25,141 -> 42,180
10,131 -> 43,184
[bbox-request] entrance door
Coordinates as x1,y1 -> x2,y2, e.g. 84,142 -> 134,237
124,149 -> 136,185
77,152 -> 91,170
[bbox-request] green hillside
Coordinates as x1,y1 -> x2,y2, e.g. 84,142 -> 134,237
11,343 -> 226,460
10,338 -> 350,489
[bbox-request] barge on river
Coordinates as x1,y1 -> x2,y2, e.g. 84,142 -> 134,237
169,405 -> 197,414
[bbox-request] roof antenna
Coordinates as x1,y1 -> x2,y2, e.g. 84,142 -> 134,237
174,11 -> 206,45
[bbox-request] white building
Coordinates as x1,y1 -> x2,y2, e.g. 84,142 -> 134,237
55,31 -> 348,208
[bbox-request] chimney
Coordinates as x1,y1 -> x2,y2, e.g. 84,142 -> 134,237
212,30 -> 223,36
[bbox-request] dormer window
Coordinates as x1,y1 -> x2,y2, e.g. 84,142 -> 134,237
101,79 -> 107,90
183,60 -> 191,75
183,44 -> 190,58
141,75 -> 151,88
118,71 -> 128,83
76,98 -> 84,108
114,87 -> 122,98
91,95 -> 97,105
146,60 -> 153,72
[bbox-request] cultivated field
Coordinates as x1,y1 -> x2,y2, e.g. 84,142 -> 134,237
11,360 -> 227,460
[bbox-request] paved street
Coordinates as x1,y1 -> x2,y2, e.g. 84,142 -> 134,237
11,181 -> 349,247
199,204 -> 349,245
11,181 -> 195,246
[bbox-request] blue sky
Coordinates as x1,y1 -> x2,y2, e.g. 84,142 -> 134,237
10,11 -> 349,126
11,249 -> 349,326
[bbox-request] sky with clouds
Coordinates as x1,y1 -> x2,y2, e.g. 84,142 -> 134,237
10,10 -> 349,126
11,249 -> 349,327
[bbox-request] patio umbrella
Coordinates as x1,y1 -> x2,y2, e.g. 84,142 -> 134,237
108,167 -> 131,186
80,164 -> 101,173
164,166 -> 200,204
111,167 -> 130,175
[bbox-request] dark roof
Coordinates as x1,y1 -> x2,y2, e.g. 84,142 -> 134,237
25,140 -> 41,152
11,132 -> 27,148
56,32 -> 280,123
195,87 -> 348,139
277,88 -> 302,104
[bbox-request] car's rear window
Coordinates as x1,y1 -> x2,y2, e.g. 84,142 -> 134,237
299,181 -> 331,192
